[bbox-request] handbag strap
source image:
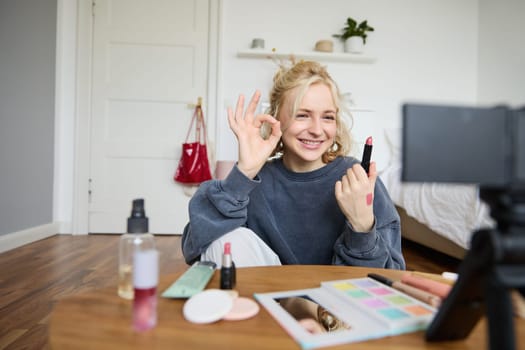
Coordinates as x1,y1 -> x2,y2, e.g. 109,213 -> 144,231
184,104 -> 207,144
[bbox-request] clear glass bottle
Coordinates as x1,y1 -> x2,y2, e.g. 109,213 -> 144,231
118,198 -> 156,300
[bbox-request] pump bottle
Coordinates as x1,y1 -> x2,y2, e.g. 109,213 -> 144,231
118,198 -> 156,300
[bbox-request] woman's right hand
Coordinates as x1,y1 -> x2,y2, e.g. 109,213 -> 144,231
228,90 -> 281,179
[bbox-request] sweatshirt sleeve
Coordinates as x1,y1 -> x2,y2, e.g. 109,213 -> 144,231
181,165 -> 260,264
332,178 -> 406,270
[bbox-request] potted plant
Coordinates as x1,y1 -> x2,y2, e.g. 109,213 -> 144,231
333,17 -> 374,53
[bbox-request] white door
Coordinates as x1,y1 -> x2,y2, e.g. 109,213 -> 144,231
89,0 -> 210,234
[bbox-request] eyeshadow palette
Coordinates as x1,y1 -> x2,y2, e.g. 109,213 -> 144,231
254,277 -> 437,349
322,278 -> 435,330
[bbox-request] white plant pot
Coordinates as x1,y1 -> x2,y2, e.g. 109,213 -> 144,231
344,37 -> 364,53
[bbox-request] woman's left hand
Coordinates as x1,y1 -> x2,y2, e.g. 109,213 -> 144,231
334,162 -> 377,232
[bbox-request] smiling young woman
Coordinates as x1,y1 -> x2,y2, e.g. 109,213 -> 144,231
181,61 -> 404,271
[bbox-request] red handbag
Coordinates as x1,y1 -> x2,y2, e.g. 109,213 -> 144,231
174,103 -> 213,184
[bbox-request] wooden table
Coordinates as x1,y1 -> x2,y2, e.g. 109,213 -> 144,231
49,265 -> 524,349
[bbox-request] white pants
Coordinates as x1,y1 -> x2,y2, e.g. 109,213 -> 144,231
201,227 -> 282,268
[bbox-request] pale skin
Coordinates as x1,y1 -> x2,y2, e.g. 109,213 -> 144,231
227,85 -> 376,233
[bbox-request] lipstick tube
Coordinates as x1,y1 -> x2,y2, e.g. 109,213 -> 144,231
133,249 -> 159,331
361,136 -> 373,174
220,242 -> 236,289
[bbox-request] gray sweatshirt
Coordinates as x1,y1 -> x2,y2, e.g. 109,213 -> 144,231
182,156 -> 405,269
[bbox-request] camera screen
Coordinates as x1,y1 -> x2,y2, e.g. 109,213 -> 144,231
402,104 -> 510,185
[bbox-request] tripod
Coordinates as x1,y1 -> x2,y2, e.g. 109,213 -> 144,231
425,187 -> 525,349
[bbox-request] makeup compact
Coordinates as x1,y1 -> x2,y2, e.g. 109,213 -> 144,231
183,289 -> 234,324
223,297 -> 260,321
183,289 -> 259,324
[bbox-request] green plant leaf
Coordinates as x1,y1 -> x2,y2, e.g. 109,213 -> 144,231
346,17 -> 357,28
333,16 -> 374,43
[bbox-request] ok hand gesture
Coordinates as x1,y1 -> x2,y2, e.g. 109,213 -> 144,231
228,91 -> 282,179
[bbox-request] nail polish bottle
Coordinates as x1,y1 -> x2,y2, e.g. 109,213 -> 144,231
220,242 -> 236,289
133,249 -> 159,331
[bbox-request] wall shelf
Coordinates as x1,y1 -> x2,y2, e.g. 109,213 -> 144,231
237,49 -> 376,64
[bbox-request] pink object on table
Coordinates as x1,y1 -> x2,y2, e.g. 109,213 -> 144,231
401,273 -> 452,299
223,297 -> 260,321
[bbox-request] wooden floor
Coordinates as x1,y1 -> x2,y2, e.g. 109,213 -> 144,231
0,234 -> 459,350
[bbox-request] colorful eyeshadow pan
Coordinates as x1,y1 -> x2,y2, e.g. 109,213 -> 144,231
370,287 -> 392,296
346,289 -> 371,298
352,279 -> 377,288
362,298 -> 389,308
378,308 -> 409,320
385,295 -> 412,305
404,305 -> 433,316
333,282 -> 356,291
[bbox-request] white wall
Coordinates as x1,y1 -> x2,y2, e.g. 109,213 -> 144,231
478,0 -> 525,107
216,0 -> 479,169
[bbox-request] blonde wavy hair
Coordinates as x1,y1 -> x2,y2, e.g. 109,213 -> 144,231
266,60 -> 352,163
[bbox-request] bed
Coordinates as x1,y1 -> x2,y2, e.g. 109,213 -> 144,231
377,129 -> 495,259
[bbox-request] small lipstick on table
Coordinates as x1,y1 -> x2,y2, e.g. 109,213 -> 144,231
368,273 -> 442,308
220,242 -> 236,290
